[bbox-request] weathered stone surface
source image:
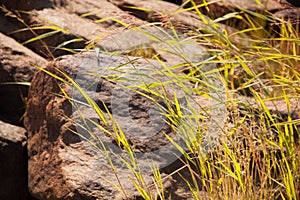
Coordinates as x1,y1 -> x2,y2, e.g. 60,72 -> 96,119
63,0 -> 145,27
182,0 -> 289,19
0,7 -> 101,58
24,51 -> 207,199
98,25 -> 211,66
111,0 -> 251,47
0,32 -> 46,125
0,0 -> 145,58
0,120 -> 35,200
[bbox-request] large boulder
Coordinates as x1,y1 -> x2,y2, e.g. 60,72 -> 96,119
0,32 -> 46,125
0,120 -> 35,200
23,22 -> 227,198
24,51 -> 210,199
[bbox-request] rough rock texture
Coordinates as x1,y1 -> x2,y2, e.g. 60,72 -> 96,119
110,0 -> 251,47
0,7 -> 102,58
24,51 -> 207,199
182,0 -> 290,18
0,32 -> 46,125
0,0 -> 145,58
98,25 -> 211,66
0,120 -> 35,200
63,0 -> 145,26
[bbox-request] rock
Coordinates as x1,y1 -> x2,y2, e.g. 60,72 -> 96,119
0,0 -> 145,58
24,50 -> 213,199
98,25 -> 210,65
231,95 -> 300,140
273,8 -> 300,31
111,0 -> 252,47
182,0 -> 288,19
0,7 -> 100,58
0,120 -> 35,199
0,32 -> 46,125
63,0 -> 145,27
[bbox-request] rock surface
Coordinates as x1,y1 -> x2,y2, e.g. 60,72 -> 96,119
110,0 -> 251,47
24,51 -> 206,199
0,0 -> 145,59
0,120 -> 35,200
0,32 -> 46,125
273,8 -> 300,30
182,0 -> 290,18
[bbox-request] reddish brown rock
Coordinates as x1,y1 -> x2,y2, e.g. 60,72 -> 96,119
0,32 -> 46,125
24,51 -> 203,199
63,0 -> 145,27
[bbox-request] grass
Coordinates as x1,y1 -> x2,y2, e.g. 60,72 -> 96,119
5,0 -> 300,199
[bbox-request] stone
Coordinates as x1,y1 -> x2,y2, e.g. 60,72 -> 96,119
111,0 -> 251,47
0,0 -> 145,58
63,0 -> 145,27
182,0 -> 288,19
273,8 -> 300,31
0,120 -> 36,199
0,32 -> 46,125
0,7 -> 101,58
24,51 -> 211,199
98,25 -> 210,65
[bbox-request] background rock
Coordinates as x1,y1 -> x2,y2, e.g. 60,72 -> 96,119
273,8 -> 300,31
182,0 -> 288,19
0,120 -> 35,200
0,32 -> 46,125
0,0 -> 145,59
110,0 -> 251,47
